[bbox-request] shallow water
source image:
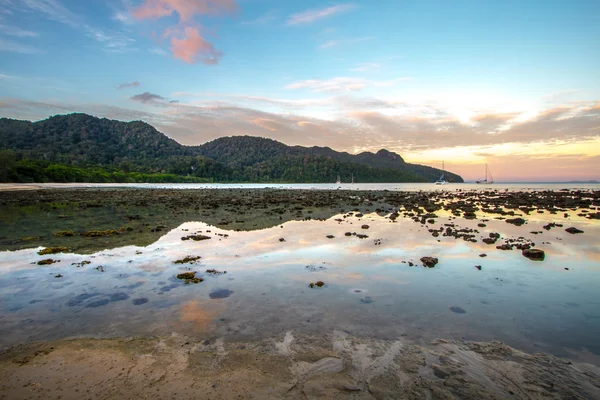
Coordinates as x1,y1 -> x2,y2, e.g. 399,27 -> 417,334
2,182 -> 600,192
1,198 -> 599,363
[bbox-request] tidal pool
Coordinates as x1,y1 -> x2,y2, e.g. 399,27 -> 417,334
1,195 -> 599,364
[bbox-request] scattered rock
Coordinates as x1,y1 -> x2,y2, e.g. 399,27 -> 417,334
86,299 -> 110,308
181,234 -> 211,241
505,218 -> 526,226
309,281 -> 325,288
420,257 -> 438,268
173,256 -> 201,264
209,289 -> 234,299
38,247 -> 68,256
361,225 -> 369,229
37,258 -> 59,266
110,293 -> 129,301
522,248 -> 545,261
565,227 -> 584,234
206,269 -> 226,275
176,272 -> 203,284
132,298 -> 149,305
71,260 -> 91,267
475,265 -> 482,270
449,306 -> 466,314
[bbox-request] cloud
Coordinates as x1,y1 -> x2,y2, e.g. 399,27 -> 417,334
117,81 -> 141,90
17,0 -> 79,27
287,3 -> 355,25
318,36 -> 373,49
2,97 -> 598,165
132,0 -> 238,21
0,24 -> 38,37
170,26 -> 222,64
131,0 -> 237,64
149,47 -> 168,55
0,37 -> 41,54
131,92 -> 165,103
86,28 -> 137,53
285,77 -> 411,93
241,10 -> 277,25
2,0 -> 137,53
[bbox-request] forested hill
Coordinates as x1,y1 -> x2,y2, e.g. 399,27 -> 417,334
0,113 -> 463,183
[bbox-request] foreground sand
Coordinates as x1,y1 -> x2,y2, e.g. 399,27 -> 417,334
1,331 -> 599,400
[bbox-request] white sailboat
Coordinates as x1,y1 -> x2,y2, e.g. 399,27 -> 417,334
434,161 -> 449,185
336,175 -> 341,184
476,164 -> 494,184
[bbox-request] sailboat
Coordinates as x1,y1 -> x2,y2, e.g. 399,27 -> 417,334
434,161 -> 449,185
351,174 -> 354,184
336,175 -> 341,184
476,164 -> 494,184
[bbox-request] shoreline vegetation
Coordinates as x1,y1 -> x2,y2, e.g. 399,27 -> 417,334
0,113 -> 464,184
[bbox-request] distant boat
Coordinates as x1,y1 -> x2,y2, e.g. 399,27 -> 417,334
336,175 -> 341,184
434,161 -> 449,185
476,164 -> 494,184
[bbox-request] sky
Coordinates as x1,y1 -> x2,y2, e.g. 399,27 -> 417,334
0,0 -> 599,182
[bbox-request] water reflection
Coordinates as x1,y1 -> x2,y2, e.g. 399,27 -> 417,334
0,207 -> 599,364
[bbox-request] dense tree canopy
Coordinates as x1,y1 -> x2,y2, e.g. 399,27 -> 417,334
0,114 -> 464,183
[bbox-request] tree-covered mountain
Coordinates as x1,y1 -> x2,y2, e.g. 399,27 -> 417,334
0,113 -> 463,183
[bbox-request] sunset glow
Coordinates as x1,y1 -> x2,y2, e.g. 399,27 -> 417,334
1,0 -> 598,181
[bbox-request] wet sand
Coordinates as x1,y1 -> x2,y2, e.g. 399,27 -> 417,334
1,187 -> 599,398
1,332 -> 600,399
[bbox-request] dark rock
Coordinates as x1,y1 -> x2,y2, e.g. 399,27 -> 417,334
209,289 -> 234,299
475,265 -> 482,270
173,256 -> 201,264
506,218 -> 526,226
522,248 -> 545,261
420,257 -> 438,268
37,259 -> 59,265
86,299 -> 110,308
110,293 -> 129,301
449,306 -> 466,314
181,234 -> 211,241
565,227 -> 584,234
133,297 -> 149,305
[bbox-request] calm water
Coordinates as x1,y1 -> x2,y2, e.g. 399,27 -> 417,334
0,190 -> 599,364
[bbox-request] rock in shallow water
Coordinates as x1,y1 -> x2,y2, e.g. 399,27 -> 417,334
132,297 -> 149,305
522,248 -> 545,261
420,257 -> 438,268
565,227 -> 584,234
209,289 -> 234,299
449,306 -> 466,314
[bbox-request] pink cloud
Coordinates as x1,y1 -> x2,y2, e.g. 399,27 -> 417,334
171,27 -> 222,64
132,0 -> 238,21
132,0 -> 237,64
